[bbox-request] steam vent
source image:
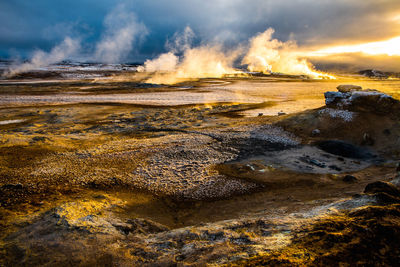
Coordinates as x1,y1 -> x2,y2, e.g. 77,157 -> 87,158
1,1 -> 400,266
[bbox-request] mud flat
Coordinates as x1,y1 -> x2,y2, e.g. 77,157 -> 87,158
1,76 -> 400,265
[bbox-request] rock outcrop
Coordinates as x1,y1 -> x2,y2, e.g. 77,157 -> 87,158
324,86 -> 400,116
364,181 -> 400,197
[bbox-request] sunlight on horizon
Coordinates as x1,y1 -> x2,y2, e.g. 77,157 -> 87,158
310,36 -> 400,57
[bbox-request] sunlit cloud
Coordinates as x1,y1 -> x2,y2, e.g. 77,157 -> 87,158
309,36 -> 400,57
392,13 -> 400,22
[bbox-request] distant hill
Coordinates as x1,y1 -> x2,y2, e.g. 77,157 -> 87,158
359,69 -> 400,78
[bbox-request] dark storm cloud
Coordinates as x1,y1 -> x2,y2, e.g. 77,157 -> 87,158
0,0 -> 399,61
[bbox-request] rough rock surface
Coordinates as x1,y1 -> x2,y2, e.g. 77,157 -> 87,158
324,87 -> 400,116
234,179 -> 400,266
364,181 -> 400,197
342,175 -> 358,183
3,183 -> 395,266
318,108 -> 354,122
2,77 -> 400,266
336,84 -> 362,93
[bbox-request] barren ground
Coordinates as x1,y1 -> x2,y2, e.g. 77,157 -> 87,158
1,74 -> 400,265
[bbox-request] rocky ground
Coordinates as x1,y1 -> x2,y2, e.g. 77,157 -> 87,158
1,79 -> 400,266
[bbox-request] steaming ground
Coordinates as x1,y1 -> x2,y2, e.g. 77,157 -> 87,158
1,67 -> 400,115
1,27 -> 338,81
1,70 -> 400,265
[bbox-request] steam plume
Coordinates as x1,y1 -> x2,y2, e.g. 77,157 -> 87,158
146,46 -> 239,84
138,27 -> 334,84
137,52 -> 179,72
4,4 -> 148,77
242,28 -> 334,79
4,37 -> 80,77
138,27 -> 240,84
94,4 -> 147,63
165,26 -> 195,54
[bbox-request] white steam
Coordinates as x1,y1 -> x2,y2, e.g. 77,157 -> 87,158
146,46 -> 239,84
94,4 -> 148,63
4,13 -> 335,82
139,27 -> 335,84
165,26 -> 195,53
138,27 -> 240,84
136,26 -> 193,73
138,52 -> 178,72
5,37 -> 80,77
5,4 -> 148,77
242,28 -> 334,79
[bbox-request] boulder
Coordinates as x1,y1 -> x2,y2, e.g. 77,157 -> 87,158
342,175 -> 358,183
336,84 -> 362,93
324,89 -> 400,116
311,129 -> 320,136
324,91 -> 348,105
364,181 -> 400,197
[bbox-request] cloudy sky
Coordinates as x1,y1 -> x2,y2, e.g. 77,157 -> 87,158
1,0 -> 400,69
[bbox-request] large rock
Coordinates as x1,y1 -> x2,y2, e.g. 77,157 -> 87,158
364,181 -> 400,197
337,84 -> 362,93
342,175 -> 358,183
324,87 -> 400,115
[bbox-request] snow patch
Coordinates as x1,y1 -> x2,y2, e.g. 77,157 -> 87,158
319,108 -> 354,122
0,119 -> 25,125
